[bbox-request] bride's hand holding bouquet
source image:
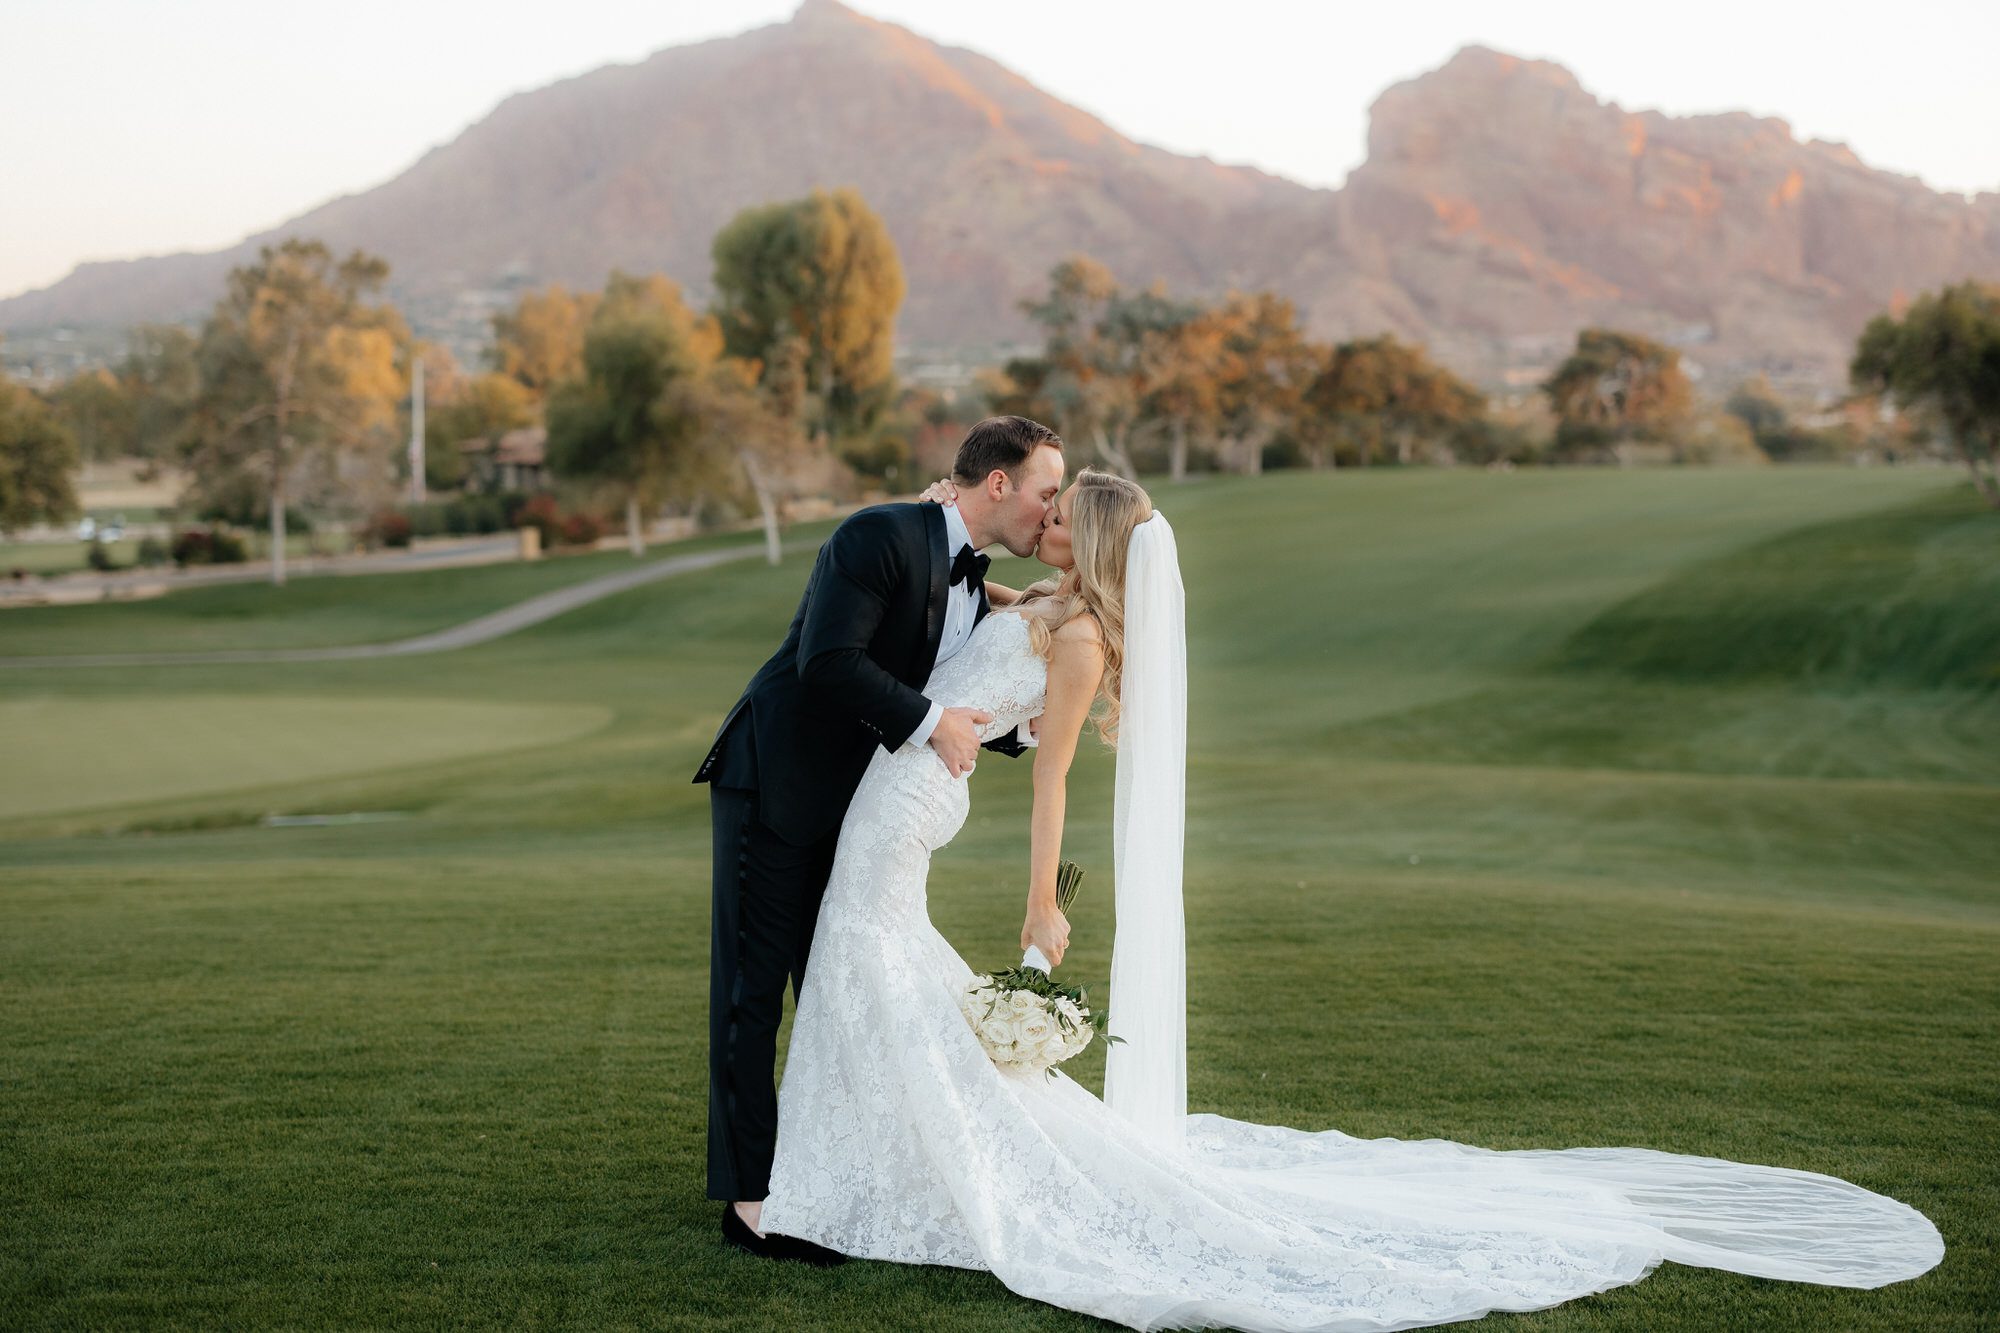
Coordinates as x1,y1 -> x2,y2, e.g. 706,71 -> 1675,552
1022,900 -> 1069,968
961,861 -> 1120,1079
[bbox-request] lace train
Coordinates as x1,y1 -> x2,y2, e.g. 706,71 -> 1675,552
756,611 -> 1943,1330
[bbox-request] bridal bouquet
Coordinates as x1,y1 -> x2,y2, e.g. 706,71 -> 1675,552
959,861 -> 1122,1079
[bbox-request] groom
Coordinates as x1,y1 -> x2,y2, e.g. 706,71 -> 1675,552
694,414 -> 1066,1262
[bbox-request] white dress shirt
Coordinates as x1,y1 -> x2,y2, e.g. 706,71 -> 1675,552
907,503 -> 1036,752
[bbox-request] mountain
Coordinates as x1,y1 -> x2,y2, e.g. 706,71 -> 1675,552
5,0 -> 1997,395
1339,46 -> 2000,388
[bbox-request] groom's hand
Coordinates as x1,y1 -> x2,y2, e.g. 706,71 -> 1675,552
930,707 -> 992,778
1023,904 -> 1070,968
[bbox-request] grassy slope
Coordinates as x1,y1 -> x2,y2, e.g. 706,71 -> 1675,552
1,465 -> 1994,1330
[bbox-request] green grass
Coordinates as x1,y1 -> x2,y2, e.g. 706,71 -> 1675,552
1,538 -> 150,575
0,694 -> 611,821
2,464 -> 1995,1330
0,527 -> 775,657
1548,485 -> 2000,690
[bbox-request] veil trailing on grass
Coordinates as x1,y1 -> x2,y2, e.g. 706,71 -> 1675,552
1087,507 -> 1943,1315
761,502 -> 1944,1328
1102,510 -> 1189,1149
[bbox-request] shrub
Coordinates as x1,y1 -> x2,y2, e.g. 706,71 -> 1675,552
194,500 -> 313,533
406,502 -> 447,539
447,492 -> 518,535
209,526 -> 248,563
86,539 -> 117,572
170,529 -> 211,565
170,524 -> 248,566
136,535 -> 170,567
511,494 -> 562,548
557,510 -> 605,547
364,509 -> 414,548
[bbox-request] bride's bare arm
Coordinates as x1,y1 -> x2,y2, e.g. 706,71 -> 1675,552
1021,615 -> 1105,967
984,580 -> 1024,607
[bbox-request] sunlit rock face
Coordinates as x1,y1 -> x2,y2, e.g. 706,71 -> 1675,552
1338,44 -> 2000,387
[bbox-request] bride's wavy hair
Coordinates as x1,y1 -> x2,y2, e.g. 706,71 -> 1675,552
1019,467 -> 1153,744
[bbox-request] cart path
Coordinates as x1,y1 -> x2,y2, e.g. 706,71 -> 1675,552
0,542 -> 785,670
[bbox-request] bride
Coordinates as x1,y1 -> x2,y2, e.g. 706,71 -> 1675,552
755,467 -> 1944,1330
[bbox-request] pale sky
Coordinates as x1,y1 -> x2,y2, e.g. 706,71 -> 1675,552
4,0 -> 1996,301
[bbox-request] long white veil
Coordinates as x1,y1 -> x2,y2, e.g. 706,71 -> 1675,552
1100,511 -> 1189,1149
1082,508 -> 1942,1298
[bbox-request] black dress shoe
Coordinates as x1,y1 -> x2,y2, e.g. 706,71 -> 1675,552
720,1203 -> 849,1267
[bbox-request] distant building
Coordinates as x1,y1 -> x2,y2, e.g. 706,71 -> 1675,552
459,427 -> 549,493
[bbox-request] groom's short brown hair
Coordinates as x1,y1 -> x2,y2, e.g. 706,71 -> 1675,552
952,415 -> 1063,485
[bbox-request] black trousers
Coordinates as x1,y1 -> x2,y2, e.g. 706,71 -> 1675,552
706,784 -> 840,1202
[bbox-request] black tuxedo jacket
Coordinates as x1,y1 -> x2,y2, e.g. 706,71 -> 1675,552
693,502 -> 1027,845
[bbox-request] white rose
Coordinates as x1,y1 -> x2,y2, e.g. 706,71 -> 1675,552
1007,990 -> 1039,1015
978,1017 -> 1016,1050
1017,1011 -> 1054,1046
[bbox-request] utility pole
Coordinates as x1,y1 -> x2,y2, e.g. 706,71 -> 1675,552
408,354 -> 426,505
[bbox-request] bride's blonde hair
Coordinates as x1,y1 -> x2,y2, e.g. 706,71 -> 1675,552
1018,467 -> 1154,744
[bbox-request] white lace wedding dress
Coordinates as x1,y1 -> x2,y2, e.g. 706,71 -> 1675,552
756,608 -> 1944,1331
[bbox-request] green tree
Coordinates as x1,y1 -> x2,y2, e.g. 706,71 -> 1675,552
1013,257 -> 1138,477
1107,286 -> 1206,479
49,369 -> 136,463
1009,259 -> 1221,480
186,237 -> 407,585
1208,291 -> 1319,476
1850,281 -> 2000,507
1141,303 -> 1224,481
1305,334 -> 1487,467
680,345 -> 811,566
0,377 -> 81,537
1724,374 -> 1789,441
118,324 -> 200,462
710,186 -> 905,448
983,354 -> 1052,422
1542,328 -> 1694,464
1002,266 -> 1334,479
1724,374 -> 1841,463
425,363 -> 537,493
546,272 -> 717,557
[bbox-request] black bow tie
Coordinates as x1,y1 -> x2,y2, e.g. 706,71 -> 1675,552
950,543 -> 990,591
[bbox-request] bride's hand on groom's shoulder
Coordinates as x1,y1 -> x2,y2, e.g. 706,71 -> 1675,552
918,477 -> 957,504
1023,903 -> 1070,967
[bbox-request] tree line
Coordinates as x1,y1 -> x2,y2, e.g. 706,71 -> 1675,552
5,189 -> 1997,576
0,186 -> 909,578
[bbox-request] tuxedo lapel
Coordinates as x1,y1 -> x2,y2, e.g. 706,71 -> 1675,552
921,503 -> 949,671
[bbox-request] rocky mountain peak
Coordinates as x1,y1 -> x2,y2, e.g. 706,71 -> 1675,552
2,18 -> 1993,398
